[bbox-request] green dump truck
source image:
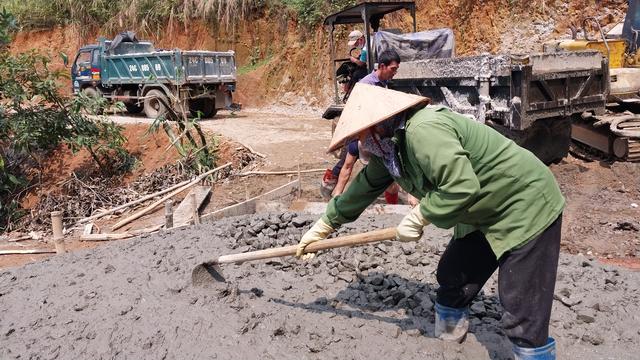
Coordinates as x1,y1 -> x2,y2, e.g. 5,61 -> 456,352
71,32 -> 239,118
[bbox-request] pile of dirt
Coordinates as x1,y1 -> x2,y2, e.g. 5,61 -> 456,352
551,157 -> 640,265
1,212 -> 639,359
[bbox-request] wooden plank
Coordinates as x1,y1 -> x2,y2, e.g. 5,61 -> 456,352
7,235 -> 32,242
0,249 -> 56,255
201,179 -> 299,221
172,186 -> 211,226
81,233 -> 134,241
80,224 -> 163,242
236,168 -> 325,176
259,179 -> 301,201
291,201 -> 411,216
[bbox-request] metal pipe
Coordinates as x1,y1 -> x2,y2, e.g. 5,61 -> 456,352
329,24 -> 340,104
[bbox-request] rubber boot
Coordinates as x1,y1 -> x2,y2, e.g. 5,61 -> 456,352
434,302 -> 469,343
320,169 -> 337,200
513,338 -> 556,360
384,190 -> 399,204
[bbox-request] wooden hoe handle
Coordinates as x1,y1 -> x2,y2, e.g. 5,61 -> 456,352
215,227 -> 397,265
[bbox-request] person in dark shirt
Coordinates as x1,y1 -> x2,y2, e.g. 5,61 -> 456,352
322,49 -> 403,203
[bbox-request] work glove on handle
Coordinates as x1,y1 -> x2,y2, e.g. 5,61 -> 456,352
296,218 -> 335,260
396,206 -> 430,242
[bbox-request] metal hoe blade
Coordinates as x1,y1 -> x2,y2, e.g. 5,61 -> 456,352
191,261 -> 226,287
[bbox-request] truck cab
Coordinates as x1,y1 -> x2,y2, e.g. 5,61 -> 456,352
71,45 -> 101,94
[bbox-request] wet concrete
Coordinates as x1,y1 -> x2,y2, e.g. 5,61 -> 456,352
1,213 -> 639,359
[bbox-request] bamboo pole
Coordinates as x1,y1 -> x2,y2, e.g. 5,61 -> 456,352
51,211 -> 66,254
297,162 -> 302,198
111,163 -> 231,230
0,249 -> 56,255
236,168 -> 325,177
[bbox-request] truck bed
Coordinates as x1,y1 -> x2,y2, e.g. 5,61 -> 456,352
101,50 -> 236,86
391,51 -> 608,130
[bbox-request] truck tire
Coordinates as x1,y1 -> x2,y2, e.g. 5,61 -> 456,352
125,102 -> 143,114
143,89 -> 169,119
189,98 -> 216,118
498,117 -> 572,165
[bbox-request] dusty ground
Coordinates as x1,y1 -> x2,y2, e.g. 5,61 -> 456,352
1,213 -> 639,359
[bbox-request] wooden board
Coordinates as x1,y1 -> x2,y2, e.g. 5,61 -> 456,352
0,249 -> 56,255
290,201 -> 412,216
173,186 -> 212,226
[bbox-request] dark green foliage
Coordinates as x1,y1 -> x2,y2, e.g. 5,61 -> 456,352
0,8 -> 18,48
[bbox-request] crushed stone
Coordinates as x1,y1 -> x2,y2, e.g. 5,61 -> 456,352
1,213 -> 639,359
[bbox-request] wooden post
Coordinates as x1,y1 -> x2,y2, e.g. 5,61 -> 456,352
190,192 -> 200,225
51,211 -> 66,254
297,162 -> 302,198
165,200 -> 174,229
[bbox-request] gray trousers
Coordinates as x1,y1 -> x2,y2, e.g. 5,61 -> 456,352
435,215 -> 562,347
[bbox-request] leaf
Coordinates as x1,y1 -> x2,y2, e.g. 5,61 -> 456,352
7,174 -> 21,185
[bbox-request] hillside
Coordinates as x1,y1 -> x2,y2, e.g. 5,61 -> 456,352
9,0 -> 628,110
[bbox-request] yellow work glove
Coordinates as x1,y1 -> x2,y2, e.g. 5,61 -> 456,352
396,206 -> 430,242
296,218 -> 334,260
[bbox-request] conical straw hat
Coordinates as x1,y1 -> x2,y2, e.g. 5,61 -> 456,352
328,83 -> 429,152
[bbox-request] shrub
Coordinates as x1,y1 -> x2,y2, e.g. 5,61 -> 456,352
0,10 -> 130,232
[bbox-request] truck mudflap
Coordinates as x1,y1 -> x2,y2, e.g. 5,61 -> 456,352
322,104 -> 344,120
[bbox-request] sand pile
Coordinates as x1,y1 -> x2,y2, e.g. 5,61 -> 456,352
1,213 -> 639,359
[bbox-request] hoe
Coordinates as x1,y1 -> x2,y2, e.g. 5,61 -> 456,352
192,227 -> 397,286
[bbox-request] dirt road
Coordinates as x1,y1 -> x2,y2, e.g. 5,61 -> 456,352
107,110 -> 334,171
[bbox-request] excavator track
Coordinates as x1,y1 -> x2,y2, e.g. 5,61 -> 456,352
627,139 -> 640,161
571,114 -> 640,162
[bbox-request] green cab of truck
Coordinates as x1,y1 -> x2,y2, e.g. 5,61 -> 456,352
71,32 -> 240,118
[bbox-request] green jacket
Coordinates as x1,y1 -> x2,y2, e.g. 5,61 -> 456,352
322,106 -> 565,259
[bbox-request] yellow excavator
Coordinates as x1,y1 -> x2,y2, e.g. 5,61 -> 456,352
544,0 -> 640,161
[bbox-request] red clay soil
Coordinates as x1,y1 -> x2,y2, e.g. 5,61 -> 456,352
20,124 -> 177,210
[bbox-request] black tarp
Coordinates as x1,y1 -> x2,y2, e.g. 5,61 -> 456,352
373,28 -> 455,62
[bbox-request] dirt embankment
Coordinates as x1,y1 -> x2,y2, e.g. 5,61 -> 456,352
1,213 -> 639,359
10,0 -> 628,110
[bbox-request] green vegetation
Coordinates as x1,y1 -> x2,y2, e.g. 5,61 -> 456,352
238,55 -> 273,75
4,0 -> 357,33
146,106 -> 220,174
0,10 -> 130,232
238,46 -> 273,74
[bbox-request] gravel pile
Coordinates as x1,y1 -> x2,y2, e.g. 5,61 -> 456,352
1,212 -> 639,359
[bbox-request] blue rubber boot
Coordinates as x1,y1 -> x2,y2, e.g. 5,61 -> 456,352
434,302 -> 469,343
513,337 -> 556,360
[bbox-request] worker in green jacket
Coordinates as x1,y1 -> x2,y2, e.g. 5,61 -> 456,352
296,83 -> 564,360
